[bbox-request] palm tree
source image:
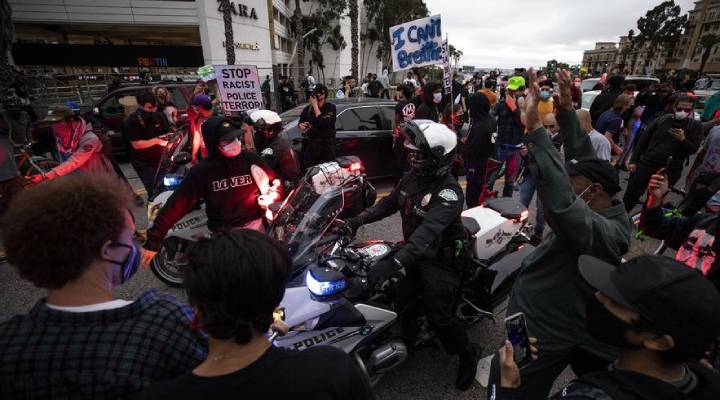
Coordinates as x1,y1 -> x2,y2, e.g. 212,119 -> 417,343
294,0 -> 305,86
218,0 -> 235,64
0,0 -> 15,87
348,0 -> 359,78
448,45 -> 463,69
700,33 -> 720,74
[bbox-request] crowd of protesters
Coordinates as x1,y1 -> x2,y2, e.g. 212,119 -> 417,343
2,61 -> 720,400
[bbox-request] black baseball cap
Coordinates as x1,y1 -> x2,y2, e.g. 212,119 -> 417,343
202,117 -> 244,142
579,254 -> 720,357
565,157 -> 622,196
313,84 -> 328,95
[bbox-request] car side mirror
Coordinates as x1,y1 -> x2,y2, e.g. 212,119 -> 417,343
171,151 -> 192,165
93,107 -> 100,114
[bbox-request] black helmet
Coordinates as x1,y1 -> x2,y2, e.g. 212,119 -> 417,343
401,120 -> 457,177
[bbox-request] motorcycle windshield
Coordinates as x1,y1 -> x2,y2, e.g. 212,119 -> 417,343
150,128 -> 188,198
269,180 -> 344,268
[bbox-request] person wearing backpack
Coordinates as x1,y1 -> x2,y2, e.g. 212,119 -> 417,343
623,95 -> 702,212
26,105 -> 118,184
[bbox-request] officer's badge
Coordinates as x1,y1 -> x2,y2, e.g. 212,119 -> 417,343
421,193 -> 431,207
438,189 -> 458,202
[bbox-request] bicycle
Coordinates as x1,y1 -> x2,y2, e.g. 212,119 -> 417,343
14,142 -> 59,178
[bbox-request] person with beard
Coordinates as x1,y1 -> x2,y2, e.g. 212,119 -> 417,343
487,69 -> 632,400
464,91 -> 497,208
345,120 -> 481,390
122,92 -> 170,192
26,105 -> 117,185
492,254 -> 720,400
0,174 -> 207,399
141,117 -> 281,267
414,82 -> 443,122
590,75 -> 625,126
252,109 -> 300,186
624,95 -> 702,212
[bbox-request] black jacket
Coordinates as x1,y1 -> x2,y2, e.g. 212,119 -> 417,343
494,362 -> 720,400
494,95 -> 524,146
144,122 -> 278,252
299,102 -> 337,142
630,114 -> 701,171
414,82 -> 441,122
464,92 -> 497,160
260,135 -> 301,184
590,88 -> 622,126
353,172 -> 465,267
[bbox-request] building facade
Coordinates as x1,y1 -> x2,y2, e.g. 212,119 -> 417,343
8,0 -> 373,85
668,0 -> 720,73
582,42 -> 618,75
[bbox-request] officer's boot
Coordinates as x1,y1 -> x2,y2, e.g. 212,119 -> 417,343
436,325 -> 482,390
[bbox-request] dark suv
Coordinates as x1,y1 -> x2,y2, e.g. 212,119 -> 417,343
280,98 -> 400,178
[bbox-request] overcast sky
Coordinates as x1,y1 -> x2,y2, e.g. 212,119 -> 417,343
423,0 -> 696,69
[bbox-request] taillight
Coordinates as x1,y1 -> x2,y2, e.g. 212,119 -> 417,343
518,210 -> 529,222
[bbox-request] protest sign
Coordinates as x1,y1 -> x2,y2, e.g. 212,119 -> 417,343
389,15 -> 443,72
442,39 -> 451,93
197,64 -> 216,82
213,64 -> 263,113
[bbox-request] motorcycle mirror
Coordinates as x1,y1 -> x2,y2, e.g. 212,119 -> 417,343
171,151 -> 192,165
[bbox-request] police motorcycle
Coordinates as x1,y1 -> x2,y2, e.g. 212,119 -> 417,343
270,161 -> 534,385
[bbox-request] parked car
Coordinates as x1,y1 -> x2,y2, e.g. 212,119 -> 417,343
280,97 -> 400,179
581,76 -> 660,110
581,78 -> 600,93
31,83 -> 197,160
693,76 -> 720,116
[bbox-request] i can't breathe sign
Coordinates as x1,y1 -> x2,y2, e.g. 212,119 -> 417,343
389,15 -> 443,72
214,65 -> 264,113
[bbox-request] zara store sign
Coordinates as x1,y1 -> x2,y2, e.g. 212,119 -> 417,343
217,0 -> 259,20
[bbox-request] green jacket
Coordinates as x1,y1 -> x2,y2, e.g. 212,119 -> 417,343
508,109 -> 632,362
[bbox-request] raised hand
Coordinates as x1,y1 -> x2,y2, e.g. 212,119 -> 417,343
555,69 -> 574,112
522,68 -> 542,132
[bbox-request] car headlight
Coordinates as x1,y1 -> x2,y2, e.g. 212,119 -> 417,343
306,266 -> 347,300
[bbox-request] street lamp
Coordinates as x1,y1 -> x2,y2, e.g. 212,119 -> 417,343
288,28 -> 319,66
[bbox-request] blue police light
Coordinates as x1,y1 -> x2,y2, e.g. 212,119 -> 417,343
306,266 -> 347,300
163,174 -> 183,188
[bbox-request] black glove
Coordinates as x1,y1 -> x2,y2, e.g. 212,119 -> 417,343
368,257 -> 406,289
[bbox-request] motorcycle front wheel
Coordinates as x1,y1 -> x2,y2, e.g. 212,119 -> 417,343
150,237 -> 190,287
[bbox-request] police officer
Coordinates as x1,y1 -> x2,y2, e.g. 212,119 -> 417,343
345,120 -> 481,390
298,84 -> 336,169
141,117 -> 281,267
251,110 -> 301,186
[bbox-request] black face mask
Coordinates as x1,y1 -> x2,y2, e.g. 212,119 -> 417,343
586,298 -> 644,350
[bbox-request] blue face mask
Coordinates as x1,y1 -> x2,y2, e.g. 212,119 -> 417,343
103,242 -> 141,286
540,90 -> 552,101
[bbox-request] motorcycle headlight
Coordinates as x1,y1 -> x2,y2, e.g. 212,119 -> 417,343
306,266 -> 347,300
163,174 -> 183,188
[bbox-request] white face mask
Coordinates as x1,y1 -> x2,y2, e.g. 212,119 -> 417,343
674,111 -> 689,121
433,92 -> 442,104
219,139 -> 242,158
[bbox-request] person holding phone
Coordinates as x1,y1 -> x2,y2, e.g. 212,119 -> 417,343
488,69 -> 632,400
298,84 -> 336,169
624,95 -> 702,212
491,255 -> 720,400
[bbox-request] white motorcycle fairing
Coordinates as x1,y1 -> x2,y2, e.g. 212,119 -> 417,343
148,190 -> 210,242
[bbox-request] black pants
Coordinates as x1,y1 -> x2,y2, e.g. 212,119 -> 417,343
301,140 -> 336,170
488,346 -> 610,400
395,258 -> 469,355
623,162 -> 681,212
131,160 -> 158,195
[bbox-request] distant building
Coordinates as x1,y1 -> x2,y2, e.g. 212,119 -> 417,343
667,0 -> 720,74
582,42 -> 618,75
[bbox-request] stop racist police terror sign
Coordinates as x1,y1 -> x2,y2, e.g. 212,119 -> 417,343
213,65 -> 264,113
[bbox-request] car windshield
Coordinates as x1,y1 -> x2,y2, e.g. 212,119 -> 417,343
280,105 -> 306,124
711,80 -> 720,90
581,79 -> 599,92
625,78 -> 659,92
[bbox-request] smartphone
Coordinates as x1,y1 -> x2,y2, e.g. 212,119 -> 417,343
505,312 -> 533,368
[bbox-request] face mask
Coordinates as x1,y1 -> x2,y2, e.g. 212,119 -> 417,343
540,90 -> 552,101
674,111 -> 689,121
219,139 -> 242,158
586,298 -> 643,350
433,93 -> 443,104
103,242 -> 141,287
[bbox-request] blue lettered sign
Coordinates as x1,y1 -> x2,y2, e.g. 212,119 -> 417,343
389,15 -> 443,71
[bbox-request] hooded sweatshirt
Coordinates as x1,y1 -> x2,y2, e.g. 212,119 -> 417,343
144,118 -> 278,252
464,92 -> 497,161
414,82 -> 441,122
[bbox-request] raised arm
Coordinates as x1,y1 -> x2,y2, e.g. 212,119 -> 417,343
554,70 -> 595,160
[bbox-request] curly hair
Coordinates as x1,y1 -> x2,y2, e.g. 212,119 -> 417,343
0,174 -> 132,289
185,229 -> 291,344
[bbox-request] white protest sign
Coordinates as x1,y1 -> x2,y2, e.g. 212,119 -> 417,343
389,15 -> 443,72
442,39 -> 451,93
214,64 -> 263,113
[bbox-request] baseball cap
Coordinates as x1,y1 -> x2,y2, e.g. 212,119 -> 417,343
202,117 -> 244,142
507,76 -> 526,91
565,157 -> 622,196
192,94 -> 213,110
579,254 -> 720,357
313,84 -> 328,95
44,105 -> 74,122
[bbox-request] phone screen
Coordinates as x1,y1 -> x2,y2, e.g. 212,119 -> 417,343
505,312 -> 533,368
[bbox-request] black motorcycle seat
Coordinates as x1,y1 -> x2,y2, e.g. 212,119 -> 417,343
461,216 -> 481,235
484,197 -> 527,220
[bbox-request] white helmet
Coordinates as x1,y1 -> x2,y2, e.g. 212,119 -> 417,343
249,109 -> 283,138
401,120 -> 457,176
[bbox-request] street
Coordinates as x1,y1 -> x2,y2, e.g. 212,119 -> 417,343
0,163 -> 674,400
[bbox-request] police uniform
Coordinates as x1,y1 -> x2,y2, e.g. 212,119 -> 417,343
260,135 -> 301,185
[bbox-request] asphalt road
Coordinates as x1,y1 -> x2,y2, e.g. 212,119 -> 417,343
0,163 -> 678,400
